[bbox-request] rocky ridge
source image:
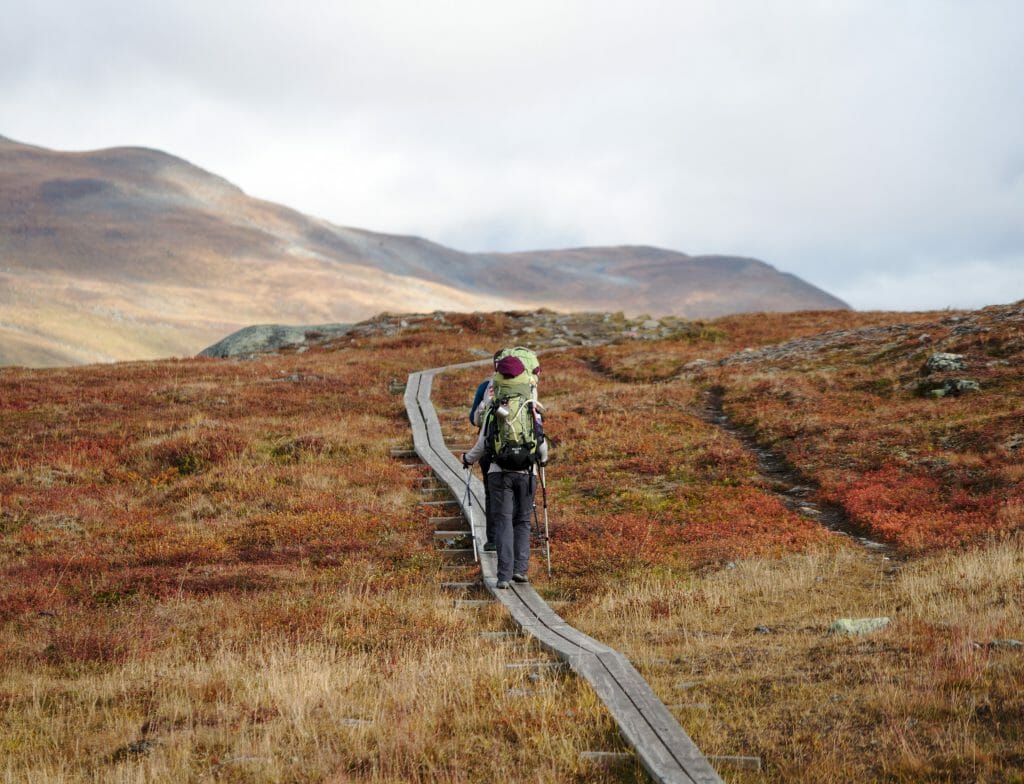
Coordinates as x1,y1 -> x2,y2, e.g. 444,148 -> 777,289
198,310 -> 701,359
683,300 -> 1024,383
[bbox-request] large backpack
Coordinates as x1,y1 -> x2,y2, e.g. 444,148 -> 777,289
485,347 -> 543,470
484,392 -> 543,471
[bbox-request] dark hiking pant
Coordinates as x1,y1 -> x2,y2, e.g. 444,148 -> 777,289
486,470 -> 534,582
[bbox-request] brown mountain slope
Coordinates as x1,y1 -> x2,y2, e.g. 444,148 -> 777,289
0,136 -> 847,366
468,247 -> 848,317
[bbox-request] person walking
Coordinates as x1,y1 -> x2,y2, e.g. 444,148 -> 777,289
463,355 -> 548,588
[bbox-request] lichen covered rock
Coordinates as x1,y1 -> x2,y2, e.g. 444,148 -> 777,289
925,352 -> 966,373
828,617 -> 891,635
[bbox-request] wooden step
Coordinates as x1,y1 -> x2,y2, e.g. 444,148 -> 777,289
435,527 -> 470,537
419,499 -> 460,508
390,448 -> 417,459
580,751 -> 631,764
435,524 -> 470,535
709,756 -> 762,772
433,530 -> 472,541
438,548 -> 475,564
454,599 -> 492,609
506,660 -> 565,671
432,515 -> 466,528
419,487 -> 452,498
440,581 -> 479,591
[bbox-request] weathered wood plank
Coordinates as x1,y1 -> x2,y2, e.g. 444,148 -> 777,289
418,485 -> 451,496
437,548 -> 475,563
455,599 -> 492,609
571,656 -> 695,783
597,652 -> 723,784
434,525 -> 471,536
432,515 -> 467,527
505,660 -> 565,671
580,750 -> 632,764
510,584 -> 614,655
708,756 -> 762,771
433,530 -> 472,539
440,562 -> 477,571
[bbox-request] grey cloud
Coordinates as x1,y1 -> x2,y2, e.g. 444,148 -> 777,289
2,0 -> 1022,310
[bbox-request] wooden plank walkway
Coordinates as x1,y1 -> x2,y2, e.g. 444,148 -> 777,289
405,362 -> 723,784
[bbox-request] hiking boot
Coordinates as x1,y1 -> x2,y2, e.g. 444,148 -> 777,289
495,580 -> 510,589
483,542 -> 497,552
512,573 -> 529,583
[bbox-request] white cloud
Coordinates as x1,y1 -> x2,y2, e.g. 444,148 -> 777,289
836,259 -> 1024,312
2,0 -> 1022,310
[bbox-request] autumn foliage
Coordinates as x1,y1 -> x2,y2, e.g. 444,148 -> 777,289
1,302 -> 1022,781
698,303 -> 1024,552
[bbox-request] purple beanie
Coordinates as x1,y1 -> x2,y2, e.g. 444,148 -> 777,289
495,356 -> 526,378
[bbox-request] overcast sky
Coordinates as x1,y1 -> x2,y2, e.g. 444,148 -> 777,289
3,0 -> 1022,310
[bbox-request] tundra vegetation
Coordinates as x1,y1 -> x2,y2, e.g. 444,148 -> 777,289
2,305 -> 1022,782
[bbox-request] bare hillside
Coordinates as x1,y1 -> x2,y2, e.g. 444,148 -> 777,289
0,136 -> 847,366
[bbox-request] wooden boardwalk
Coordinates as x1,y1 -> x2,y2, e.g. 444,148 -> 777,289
405,363 -> 723,784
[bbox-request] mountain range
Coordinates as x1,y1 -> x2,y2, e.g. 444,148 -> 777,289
0,135 -> 847,366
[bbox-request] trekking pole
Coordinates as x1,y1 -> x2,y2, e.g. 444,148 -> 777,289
529,470 -> 544,554
531,497 -> 542,543
463,465 -> 479,563
540,465 -> 551,576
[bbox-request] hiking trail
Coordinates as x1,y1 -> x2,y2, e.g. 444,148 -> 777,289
404,359 -> 723,784
703,386 -> 894,557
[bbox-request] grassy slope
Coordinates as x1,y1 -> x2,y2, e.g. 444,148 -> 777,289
0,266 -> 522,368
2,305 -> 1022,782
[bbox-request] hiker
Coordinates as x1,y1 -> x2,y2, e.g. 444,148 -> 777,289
463,353 -> 548,589
468,347 -> 542,552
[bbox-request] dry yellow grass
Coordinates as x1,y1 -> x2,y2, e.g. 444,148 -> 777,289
6,541 -> 1020,782
561,538 -> 1024,782
1,580 -> 642,783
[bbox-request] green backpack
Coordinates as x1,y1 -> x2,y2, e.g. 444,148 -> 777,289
486,347 -> 543,470
485,392 -> 542,471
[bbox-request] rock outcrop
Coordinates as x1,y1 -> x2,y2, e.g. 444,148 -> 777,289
199,324 -> 353,359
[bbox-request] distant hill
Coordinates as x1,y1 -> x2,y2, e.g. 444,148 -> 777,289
0,136 -> 847,366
